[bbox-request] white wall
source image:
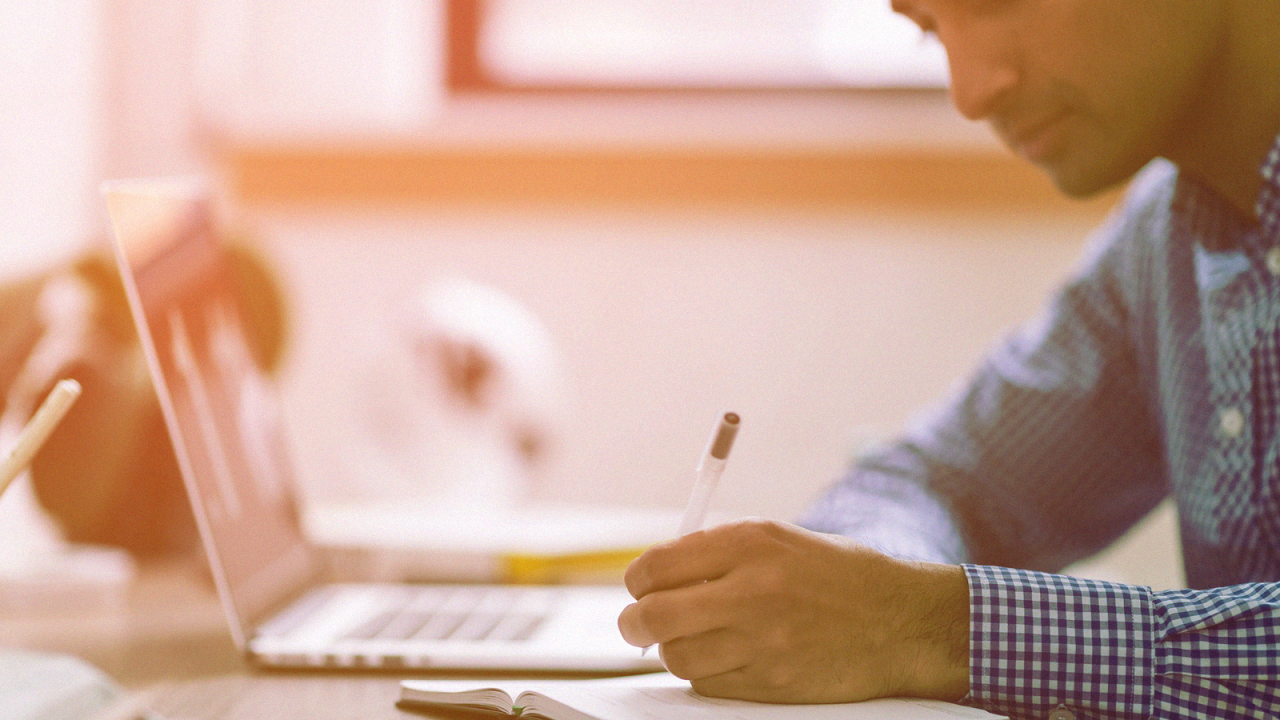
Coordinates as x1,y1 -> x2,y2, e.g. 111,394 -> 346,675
0,0 -> 439,284
191,0 -> 443,135
0,2 -> 105,277
255,206 -> 1088,518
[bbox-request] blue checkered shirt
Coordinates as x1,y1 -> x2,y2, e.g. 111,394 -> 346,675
801,133 -> 1280,720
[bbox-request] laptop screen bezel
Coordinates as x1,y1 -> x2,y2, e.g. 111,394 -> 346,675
101,177 -> 324,649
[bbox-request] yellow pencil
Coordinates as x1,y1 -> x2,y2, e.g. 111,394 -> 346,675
0,379 -> 82,497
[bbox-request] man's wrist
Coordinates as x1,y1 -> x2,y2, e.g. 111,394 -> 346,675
894,560 -> 971,701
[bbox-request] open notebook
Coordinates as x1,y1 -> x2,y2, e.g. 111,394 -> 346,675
101,177 -> 660,673
398,675 -> 1008,719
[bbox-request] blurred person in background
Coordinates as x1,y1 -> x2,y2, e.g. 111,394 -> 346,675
619,1 -> 1280,718
0,242 -> 284,560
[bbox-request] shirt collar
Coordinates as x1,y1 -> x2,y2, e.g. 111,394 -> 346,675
1176,128 -> 1280,254
1256,131 -> 1280,242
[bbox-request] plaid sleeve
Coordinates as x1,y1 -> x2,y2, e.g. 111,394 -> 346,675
964,565 -> 1280,720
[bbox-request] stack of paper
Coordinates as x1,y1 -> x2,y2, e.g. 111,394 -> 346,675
305,501 -> 735,583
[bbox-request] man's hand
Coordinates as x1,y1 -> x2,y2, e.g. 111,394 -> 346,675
617,518 -> 970,703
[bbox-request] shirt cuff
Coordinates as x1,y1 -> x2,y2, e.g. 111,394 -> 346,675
963,565 -> 1155,720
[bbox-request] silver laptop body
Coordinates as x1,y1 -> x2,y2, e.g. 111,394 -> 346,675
102,177 -> 659,673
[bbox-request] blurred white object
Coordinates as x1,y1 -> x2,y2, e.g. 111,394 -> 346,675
0,648 -> 126,720
353,279 -> 565,512
304,501 -> 736,584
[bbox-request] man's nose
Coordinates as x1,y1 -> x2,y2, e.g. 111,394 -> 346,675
944,32 -> 1019,121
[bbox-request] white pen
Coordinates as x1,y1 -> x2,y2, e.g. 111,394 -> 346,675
643,411 -> 740,657
677,411 -> 740,537
0,378 -> 82,497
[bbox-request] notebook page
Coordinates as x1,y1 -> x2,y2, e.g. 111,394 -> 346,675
402,675 -> 1007,720
530,685 -> 1004,720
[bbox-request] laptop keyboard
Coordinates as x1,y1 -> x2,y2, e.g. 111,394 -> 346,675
334,585 -> 550,643
249,583 -> 653,672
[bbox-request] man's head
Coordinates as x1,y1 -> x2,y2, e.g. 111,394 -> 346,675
890,0 -> 1255,199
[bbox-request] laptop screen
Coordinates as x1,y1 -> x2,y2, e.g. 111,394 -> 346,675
102,178 -> 321,647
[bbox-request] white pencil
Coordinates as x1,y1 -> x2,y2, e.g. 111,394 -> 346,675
0,378 -> 82,497
677,412 -> 740,536
644,411 -> 740,656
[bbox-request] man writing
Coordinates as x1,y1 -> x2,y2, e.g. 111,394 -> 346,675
617,1 -> 1280,718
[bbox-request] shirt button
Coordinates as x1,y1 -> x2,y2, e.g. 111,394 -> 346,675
1220,407 -> 1245,438
1266,247 -> 1280,275
1047,706 -> 1076,720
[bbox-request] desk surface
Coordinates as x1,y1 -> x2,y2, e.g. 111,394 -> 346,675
144,674 -> 406,720
0,557 -> 610,720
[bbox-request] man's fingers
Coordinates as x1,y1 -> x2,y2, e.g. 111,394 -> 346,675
691,666 -> 837,705
625,518 -> 786,599
688,667 -> 771,703
624,532 -> 729,599
617,579 -> 730,647
616,600 -> 655,647
658,627 -> 750,681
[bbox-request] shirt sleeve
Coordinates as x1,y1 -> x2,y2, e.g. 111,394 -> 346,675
965,565 -> 1280,720
797,252 -> 1170,568
800,168 -> 1178,572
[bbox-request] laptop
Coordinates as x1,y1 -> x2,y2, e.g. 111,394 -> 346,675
101,177 -> 661,673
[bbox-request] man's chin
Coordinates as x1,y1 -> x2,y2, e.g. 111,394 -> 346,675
1038,159 -> 1138,200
